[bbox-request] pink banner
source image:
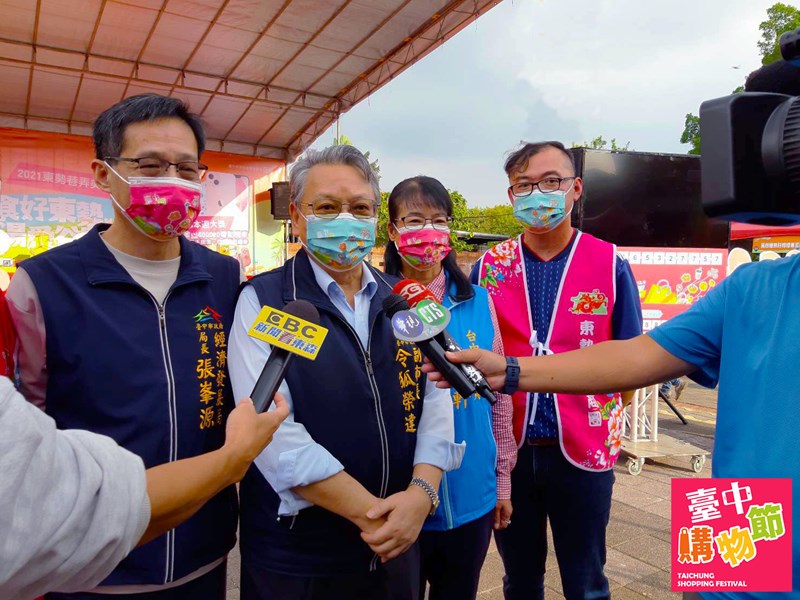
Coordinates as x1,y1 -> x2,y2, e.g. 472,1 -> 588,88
672,478 -> 792,593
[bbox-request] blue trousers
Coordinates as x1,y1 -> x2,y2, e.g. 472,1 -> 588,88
494,444 -> 614,600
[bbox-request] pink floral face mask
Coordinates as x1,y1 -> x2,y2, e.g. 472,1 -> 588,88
396,225 -> 452,269
107,163 -> 203,242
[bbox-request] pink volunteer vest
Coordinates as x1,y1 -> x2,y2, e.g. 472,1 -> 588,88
477,232 -> 623,471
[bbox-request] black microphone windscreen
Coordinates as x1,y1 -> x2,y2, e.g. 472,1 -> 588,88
282,299 -> 320,324
745,60 -> 800,95
383,294 -> 410,318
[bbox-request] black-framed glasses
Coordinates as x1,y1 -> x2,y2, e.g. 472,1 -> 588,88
394,215 -> 453,231
508,176 -> 575,198
302,200 -> 378,220
106,156 -> 209,181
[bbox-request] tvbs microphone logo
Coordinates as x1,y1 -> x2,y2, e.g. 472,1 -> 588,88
395,281 -> 427,303
248,306 -> 328,360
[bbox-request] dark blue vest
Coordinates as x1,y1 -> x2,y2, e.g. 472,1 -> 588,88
21,224 -> 240,586
239,251 -> 425,576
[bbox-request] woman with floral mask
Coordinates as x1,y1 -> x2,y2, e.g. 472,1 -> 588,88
384,176 -> 516,600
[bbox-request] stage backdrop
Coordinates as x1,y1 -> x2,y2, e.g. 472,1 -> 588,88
618,247 -> 728,332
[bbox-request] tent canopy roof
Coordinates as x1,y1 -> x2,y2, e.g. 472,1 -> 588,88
0,0 -> 498,160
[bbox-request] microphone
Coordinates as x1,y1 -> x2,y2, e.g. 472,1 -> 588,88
383,293 -> 497,405
247,299 -> 329,413
392,280 -> 499,405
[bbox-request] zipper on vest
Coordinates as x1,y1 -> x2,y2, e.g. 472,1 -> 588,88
323,314 -> 388,572
150,292 -> 178,584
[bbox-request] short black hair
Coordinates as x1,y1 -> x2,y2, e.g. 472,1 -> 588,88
504,141 -> 575,177
384,176 -> 474,302
92,93 -> 206,160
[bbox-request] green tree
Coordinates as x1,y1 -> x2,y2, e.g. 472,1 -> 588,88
459,204 -> 523,240
332,134 -> 381,180
758,2 -> 800,65
681,3 -> 800,153
680,113 -> 702,155
447,190 -> 472,251
572,136 -> 631,151
375,191 -> 391,247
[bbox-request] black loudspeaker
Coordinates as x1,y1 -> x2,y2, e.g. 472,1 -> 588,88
270,182 -> 291,220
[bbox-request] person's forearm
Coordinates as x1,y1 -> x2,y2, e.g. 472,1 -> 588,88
293,471 -> 384,532
412,463 -> 442,492
518,337 -> 691,394
141,447 -> 241,546
407,463 -> 443,514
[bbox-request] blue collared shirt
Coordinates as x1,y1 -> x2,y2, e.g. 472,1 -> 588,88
306,259 -> 377,348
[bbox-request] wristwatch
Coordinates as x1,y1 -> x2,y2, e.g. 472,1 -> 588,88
503,356 -> 520,395
409,477 -> 440,516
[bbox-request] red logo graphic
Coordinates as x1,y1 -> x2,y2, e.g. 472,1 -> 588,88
671,478 -> 792,592
568,289 -> 608,315
193,306 -> 222,324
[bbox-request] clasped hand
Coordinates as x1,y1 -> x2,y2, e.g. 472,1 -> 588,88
359,486 -> 432,562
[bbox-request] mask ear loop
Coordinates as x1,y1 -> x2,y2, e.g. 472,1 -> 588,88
102,161 -> 131,217
103,161 -> 130,185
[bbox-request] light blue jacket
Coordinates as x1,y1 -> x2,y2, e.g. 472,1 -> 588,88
424,277 -> 497,531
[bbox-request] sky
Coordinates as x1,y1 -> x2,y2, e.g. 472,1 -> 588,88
309,0 -> 787,207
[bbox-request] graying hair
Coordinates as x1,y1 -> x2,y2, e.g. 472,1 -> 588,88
289,145 -> 381,205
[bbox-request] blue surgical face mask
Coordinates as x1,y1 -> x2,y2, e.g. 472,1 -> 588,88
512,185 -> 574,233
302,213 -> 376,271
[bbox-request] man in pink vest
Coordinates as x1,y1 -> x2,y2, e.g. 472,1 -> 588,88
470,141 -> 642,600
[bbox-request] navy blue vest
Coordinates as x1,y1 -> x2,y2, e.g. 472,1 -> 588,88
239,251 -> 425,576
21,224 -> 240,586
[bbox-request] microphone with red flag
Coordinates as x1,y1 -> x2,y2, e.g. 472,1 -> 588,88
392,279 -> 498,404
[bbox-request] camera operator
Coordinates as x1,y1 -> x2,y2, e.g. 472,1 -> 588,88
425,56 -> 800,600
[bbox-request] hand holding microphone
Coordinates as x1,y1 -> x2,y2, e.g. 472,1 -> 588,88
247,300 -> 328,413
420,347 -> 509,392
383,291 -> 497,404
390,280 -> 498,404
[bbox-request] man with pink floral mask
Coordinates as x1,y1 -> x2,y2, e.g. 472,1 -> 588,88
6,94 -> 242,600
470,141 -> 643,600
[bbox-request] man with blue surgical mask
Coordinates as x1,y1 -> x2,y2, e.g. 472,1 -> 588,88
228,144 -> 463,600
470,141 -> 642,600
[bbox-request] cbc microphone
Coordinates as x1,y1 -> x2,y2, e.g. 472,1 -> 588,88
247,299 -> 328,413
383,294 -> 495,404
392,280 -> 498,404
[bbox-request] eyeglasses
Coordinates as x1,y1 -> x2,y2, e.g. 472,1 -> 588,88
394,216 -> 453,231
106,156 -> 209,181
302,199 -> 377,220
508,176 -> 575,198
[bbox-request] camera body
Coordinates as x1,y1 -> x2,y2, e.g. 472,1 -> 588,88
700,28 -> 800,224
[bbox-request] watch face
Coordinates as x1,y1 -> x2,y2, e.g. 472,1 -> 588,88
429,497 -> 440,516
